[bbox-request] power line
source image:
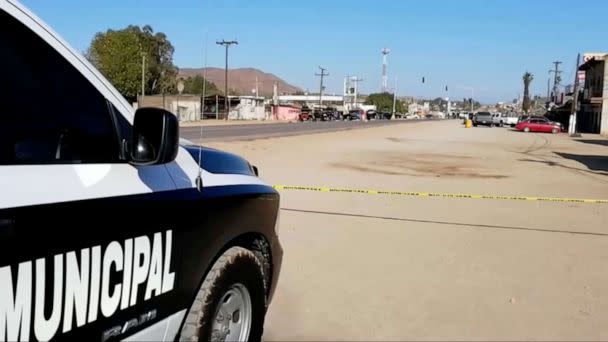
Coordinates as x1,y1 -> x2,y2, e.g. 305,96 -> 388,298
315,66 -> 329,106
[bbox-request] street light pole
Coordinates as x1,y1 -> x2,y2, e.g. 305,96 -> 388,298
470,88 -> 474,112
569,54 -> 581,137
462,86 -> 474,112
216,40 -> 238,119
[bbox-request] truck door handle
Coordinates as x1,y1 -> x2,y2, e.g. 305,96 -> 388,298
0,218 -> 14,231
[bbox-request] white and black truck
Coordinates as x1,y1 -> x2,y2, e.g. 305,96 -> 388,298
0,1 -> 283,341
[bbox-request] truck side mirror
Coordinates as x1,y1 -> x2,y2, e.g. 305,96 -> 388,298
129,107 -> 179,166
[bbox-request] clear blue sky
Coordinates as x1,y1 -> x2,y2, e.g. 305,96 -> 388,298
20,0 -> 608,103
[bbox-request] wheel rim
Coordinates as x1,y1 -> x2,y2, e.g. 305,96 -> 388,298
210,283 -> 252,342
524,127 -> 530,132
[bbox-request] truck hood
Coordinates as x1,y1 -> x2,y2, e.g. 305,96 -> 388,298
182,145 -> 258,176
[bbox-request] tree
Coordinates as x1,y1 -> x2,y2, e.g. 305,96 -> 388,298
87,25 -> 178,102
180,75 -> 220,95
365,92 -> 405,112
522,72 -> 534,113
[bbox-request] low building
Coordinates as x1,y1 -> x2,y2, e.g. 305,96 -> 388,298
138,94 -> 202,121
578,53 -> 608,135
228,96 -> 267,120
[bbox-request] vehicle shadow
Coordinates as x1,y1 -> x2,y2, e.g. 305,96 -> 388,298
281,208 -> 608,237
575,139 -> 608,147
554,152 -> 608,173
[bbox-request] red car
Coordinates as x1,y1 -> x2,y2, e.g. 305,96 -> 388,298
516,117 -> 562,134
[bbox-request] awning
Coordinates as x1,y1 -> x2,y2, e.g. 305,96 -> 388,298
579,58 -> 604,71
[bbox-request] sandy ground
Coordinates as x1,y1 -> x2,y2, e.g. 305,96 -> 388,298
207,120 -> 608,340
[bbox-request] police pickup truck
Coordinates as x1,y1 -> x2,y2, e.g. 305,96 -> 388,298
0,1 -> 282,341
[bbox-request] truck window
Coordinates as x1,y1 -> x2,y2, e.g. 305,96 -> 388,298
0,10 -> 120,165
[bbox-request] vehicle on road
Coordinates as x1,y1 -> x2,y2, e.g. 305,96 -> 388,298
311,107 -> 340,121
516,117 -> 563,133
299,105 -> 313,121
345,109 -> 365,121
366,109 -> 378,120
434,112 -> 446,119
377,111 -> 393,120
492,113 -> 518,127
0,2 -> 282,341
405,113 -> 420,120
472,112 -> 494,126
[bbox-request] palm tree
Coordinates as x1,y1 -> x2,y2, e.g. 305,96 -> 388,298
522,72 -> 534,113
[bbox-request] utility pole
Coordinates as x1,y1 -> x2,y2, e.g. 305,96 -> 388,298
315,66 -> 329,106
547,78 -> 550,101
550,61 -> 562,103
254,76 -> 260,98
141,52 -> 146,103
569,54 -> 582,137
216,40 -> 238,118
351,77 -> 363,108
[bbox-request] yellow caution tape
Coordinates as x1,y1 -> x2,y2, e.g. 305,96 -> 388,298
272,185 -> 608,205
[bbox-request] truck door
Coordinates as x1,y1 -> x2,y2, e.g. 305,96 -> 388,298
0,8 -> 181,341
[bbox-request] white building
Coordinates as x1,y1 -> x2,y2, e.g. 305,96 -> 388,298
228,96 -> 267,120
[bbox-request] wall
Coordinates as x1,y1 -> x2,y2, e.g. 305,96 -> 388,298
272,105 -> 300,121
579,57 -> 608,135
228,98 -> 268,120
138,95 -> 202,121
602,59 -> 608,136
170,100 -> 201,122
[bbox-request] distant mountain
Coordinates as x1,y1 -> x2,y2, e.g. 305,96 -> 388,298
178,67 -> 301,96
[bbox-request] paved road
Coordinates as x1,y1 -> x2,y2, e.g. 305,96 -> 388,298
181,119 -> 432,142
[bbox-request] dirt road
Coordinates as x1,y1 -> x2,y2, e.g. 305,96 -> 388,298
207,120 -> 608,340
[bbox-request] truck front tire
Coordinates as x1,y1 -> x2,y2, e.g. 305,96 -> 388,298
180,247 -> 267,342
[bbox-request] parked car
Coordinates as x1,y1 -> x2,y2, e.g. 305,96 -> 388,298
366,109 -> 378,120
405,113 -> 420,120
0,2 -> 282,341
516,117 -> 563,133
492,113 -> 518,127
517,115 -> 548,124
472,112 -> 493,126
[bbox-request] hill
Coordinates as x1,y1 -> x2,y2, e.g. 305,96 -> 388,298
178,67 -> 301,96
